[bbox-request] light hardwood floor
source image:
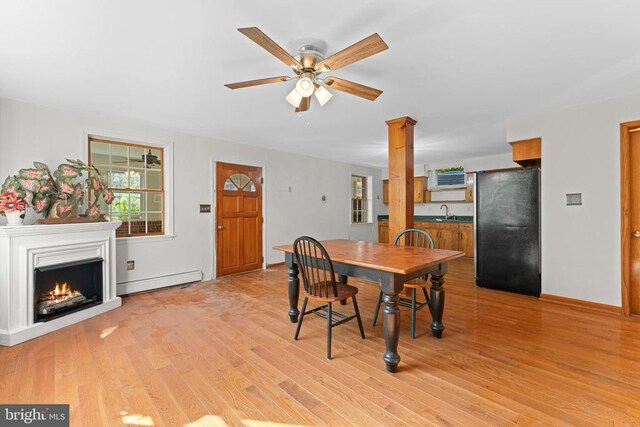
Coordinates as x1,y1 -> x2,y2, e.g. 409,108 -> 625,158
2,258 -> 640,426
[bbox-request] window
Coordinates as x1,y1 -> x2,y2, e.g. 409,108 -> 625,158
224,173 -> 256,192
89,137 -> 164,237
351,175 -> 368,224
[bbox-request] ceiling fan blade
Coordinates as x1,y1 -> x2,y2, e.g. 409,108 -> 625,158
238,27 -> 302,70
225,76 -> 291,89
323,77 -> 382,101
316,33 -> 388,72
295,96 -> 311,112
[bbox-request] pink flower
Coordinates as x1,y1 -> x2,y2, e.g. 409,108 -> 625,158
0,192 -> 27,213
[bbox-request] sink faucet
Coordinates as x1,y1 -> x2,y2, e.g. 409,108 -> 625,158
440,204 -> 450,219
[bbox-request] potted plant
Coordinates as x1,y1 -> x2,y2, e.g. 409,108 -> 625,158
0,189 -> 27,225
1,159 -> 114,220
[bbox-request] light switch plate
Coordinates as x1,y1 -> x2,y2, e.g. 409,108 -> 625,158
200,204 -> 211,213
127,260 -> 135,270
566,193 -> 582,206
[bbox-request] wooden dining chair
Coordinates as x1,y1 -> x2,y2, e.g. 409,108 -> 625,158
293,236 -> 365,359
372,228 -> 434,338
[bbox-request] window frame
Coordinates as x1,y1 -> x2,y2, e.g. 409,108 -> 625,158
351,174 -> 370,224
88,136 -> 166,238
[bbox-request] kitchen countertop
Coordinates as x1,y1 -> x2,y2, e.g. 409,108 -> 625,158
377,215 -> 473,223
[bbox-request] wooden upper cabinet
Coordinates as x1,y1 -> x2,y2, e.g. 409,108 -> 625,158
382,177 -> 429,204
510,137 -> 541,167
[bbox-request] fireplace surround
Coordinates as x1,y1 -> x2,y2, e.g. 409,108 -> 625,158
0,221 -> 121,346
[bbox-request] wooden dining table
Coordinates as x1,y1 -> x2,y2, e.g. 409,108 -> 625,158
273,239 -> 465,372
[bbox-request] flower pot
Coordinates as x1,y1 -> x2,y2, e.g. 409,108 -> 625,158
5,210 -> 25,226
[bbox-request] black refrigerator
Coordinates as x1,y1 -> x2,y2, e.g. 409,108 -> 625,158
474,168 -> 541,296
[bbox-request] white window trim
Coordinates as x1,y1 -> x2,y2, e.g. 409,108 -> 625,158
350,174 -> 373,225
82,129 -> 175,240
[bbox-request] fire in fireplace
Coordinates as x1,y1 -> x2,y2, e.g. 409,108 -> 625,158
34,258 -> 104,322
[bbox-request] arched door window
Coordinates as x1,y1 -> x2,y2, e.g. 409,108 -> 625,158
224,173 -> 256,192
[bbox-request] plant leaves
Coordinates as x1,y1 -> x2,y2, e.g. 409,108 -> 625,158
17,178 -> 41,193
19,168 -> 46,179
55,200 -> 77,218
86,204 -> 101,219
32,194 -> 50,213
33,161 -> 50,171
57,179 -> 75,195
104,190 -> 115,204
53,164 -> 81,179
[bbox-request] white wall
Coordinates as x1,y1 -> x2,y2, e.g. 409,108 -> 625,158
508,94 -> 640,307
0,98 -> 382,286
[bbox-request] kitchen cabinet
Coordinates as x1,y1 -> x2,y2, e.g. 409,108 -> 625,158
379,219 -> 473,257
378,220 -> 389,243
465,186 -> 473,202
509,137 -> 541,167
382,177 -> 430,204
458,223 -> 474,257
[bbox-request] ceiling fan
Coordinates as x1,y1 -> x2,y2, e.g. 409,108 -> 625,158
224,27 -> 388,112
114,150 -> 161,168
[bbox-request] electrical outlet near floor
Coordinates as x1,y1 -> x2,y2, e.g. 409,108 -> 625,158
127,260 -> 135,270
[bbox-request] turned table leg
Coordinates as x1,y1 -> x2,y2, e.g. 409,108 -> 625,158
429,272 -> 445,338
382,292 -> 401,372
288,262 -> 300,323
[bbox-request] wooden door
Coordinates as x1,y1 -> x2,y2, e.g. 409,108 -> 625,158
628,130 -> 640,314
216,162 -> 263,277
423,226 -> 440,248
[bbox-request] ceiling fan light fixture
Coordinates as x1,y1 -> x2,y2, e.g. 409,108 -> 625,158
285,87 -> 303,108
295,74 -> 315,97
314,84 -> 333,107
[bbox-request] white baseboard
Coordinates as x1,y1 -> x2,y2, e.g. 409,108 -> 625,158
0,298 -> 122,346
116,270 -> 203,295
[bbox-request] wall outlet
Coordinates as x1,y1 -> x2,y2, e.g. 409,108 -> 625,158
127,260 -> 135,270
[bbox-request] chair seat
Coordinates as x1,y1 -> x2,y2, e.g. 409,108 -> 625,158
404,277 -> 429,289
305,282 -> 359,302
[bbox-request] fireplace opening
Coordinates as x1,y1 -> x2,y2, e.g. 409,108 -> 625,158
34,258 -> 104,322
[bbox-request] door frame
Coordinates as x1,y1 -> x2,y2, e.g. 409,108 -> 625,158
210,159 -> 267,279
620,120 -> 640,315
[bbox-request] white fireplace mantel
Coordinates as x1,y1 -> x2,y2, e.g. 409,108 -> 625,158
0,221 -> 122,346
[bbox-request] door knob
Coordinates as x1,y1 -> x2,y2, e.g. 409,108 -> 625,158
634,231 -> 640,238
217,225 -> 224,230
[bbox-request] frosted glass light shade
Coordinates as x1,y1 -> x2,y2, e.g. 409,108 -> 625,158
285,88 -> 303,108
295,77 -> 314,97
314,85 -> 333,107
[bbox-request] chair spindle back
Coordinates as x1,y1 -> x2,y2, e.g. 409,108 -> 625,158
393,228 -> 434,249
293,236 -> 338,298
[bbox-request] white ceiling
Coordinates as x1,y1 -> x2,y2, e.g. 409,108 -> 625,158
1,1 -> 639,167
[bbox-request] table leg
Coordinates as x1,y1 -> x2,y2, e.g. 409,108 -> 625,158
288,263 -> 300,323
382,292 -> 401,372
338,274 -> 348,305
429,272 -> 445,338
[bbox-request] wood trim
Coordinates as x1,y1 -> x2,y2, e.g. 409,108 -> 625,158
266,262 -> 284,268
88,136 -> 166,237
620,120 -> 640,316
539,293 -> 622,315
